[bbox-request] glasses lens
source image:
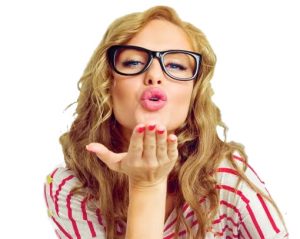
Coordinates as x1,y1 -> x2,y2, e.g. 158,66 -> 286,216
113,47 -> 149,75
163,52 -> 197,79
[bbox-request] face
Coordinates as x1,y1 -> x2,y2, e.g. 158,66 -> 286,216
111,20 -> 194,139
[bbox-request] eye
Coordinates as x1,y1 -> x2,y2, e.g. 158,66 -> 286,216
165,63 -> 187,71
122,60 -> 145,68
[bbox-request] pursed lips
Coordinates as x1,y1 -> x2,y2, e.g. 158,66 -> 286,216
140,87 -> 167,111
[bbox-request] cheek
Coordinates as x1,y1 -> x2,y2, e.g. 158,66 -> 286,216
111,81 -> 123,116
168,85 -> 193,124
111,79 -> 139,116
111,75 -> 140,102
176,84 -> 193,109
112,80 -> 130,104
112,85 -> 123,101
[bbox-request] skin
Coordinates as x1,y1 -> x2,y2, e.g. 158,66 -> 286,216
86,20 -> 195,239
111,19 -> 194,141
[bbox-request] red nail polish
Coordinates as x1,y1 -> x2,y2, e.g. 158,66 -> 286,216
137,126 -> 145,133
157,129 -> 165,134
148,124 -> 156,131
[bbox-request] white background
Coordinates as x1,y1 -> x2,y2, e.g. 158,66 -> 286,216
0,0 -> 299,238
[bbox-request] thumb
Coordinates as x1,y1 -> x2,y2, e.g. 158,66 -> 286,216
86,143 -> 125,172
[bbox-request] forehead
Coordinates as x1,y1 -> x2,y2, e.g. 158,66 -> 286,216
126,19 -> 193,52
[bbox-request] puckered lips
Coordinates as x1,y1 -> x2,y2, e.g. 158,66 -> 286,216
140,87 -> 167,111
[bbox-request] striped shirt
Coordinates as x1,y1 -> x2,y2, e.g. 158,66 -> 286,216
44,155 -> 288,238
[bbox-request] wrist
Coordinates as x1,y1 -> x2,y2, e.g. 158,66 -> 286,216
129,178 -> 168,193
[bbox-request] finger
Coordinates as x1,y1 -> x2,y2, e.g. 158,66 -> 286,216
167,134 -> 179,162
86,143 -> 125,171
127,124 -> 145,161
156,125 -> 168,162
143,123 -> 157,161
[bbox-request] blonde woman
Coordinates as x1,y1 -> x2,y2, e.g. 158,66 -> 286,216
44,5 -> 288,239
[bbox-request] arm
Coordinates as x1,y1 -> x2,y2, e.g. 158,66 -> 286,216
126,180 -> 167,239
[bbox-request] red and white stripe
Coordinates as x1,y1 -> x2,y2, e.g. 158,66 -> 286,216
44,156 -> 288,238
44,167 -> 106,238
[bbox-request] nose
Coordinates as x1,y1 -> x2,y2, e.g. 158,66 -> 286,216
144,59 -> 164,85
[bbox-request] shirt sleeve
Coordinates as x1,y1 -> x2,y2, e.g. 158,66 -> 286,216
216,155 -> 289,239
44,167 -> 106,239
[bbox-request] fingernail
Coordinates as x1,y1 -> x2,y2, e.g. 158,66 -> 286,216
168,135 -> 177,142
137,126 -> 145,133
86,144 -> 95,152
86,144 -> 98,152
148,124 -> 156,131
156,128 -> 165,134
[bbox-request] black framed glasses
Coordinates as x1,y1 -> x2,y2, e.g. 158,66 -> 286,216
107,45 -> 202,81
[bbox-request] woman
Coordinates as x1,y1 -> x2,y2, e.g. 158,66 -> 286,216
44,5 -> 288,239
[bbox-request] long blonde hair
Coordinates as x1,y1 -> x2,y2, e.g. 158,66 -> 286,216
59,5 -> 284,239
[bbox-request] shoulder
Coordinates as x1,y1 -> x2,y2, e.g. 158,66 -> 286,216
46,166 -> 79,190
213,153 -> 288,238
44,166 -> 106,238
216,153 -> 265,190
46,166 -> 80,195
44,166 -> 82,216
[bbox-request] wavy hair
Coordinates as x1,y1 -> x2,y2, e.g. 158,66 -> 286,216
59,5 -> 284,239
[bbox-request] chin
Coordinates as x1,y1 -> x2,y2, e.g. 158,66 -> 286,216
134,111 -> 185,131
135,111 -> 164,124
